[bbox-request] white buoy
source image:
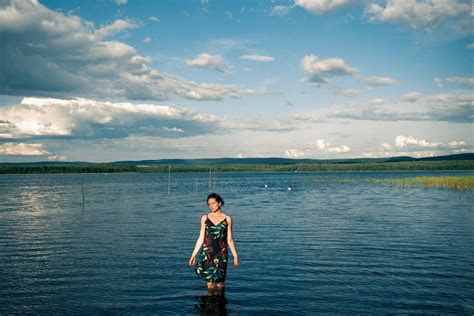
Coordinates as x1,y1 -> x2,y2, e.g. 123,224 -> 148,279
287,186 -> 292,191
264,183 -> 268,188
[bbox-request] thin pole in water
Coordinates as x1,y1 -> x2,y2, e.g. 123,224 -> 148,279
81,177 -> 85,209
195,176 -> 199,192
208,167 -> 211,190
213,169 -> 216,190
168,164 -> 171,195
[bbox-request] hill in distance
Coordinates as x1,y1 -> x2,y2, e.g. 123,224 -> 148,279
115,153 -> 474,166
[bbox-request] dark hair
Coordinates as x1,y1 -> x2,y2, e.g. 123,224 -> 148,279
207,193 -> 225,206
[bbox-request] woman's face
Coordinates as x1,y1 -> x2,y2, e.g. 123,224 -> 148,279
207,198 -> 220,212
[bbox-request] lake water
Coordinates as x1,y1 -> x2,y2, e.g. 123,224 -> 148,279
1,171 -> 473,314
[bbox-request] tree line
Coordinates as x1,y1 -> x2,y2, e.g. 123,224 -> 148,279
0,160 -> 473,174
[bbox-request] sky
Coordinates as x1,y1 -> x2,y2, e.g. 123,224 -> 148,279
0,0 -> 472,162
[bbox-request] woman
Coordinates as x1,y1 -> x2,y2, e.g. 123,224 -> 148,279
189,193 -> 240,290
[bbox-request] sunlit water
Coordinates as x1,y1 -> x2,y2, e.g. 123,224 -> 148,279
1,171 -> 473,314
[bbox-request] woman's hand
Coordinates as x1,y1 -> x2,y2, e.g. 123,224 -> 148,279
233,257 -> 240,268
188,255 -> 196,266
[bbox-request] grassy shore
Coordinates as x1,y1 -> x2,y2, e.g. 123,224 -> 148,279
370,176 -> 474,190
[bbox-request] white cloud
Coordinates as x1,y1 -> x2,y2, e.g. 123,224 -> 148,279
300,55 -> 359,85
185,53 -> 229,72
433,77 -> 443,88
0,97 -> 222,140
366,76 -> 397,86
96,19 -> 141,38
295,0 -> 352,15
271,5 -> 292,16
395,135 -> 441,148
0,0 -> 253,101
239,55 -> 275,62
315,139 -> 350,153
446,76 -> 474,87
401,91 -> 422,102
468,43 -> 474,49
448,141 -> 466,147
0,143 -> 50,156
48,155 -> 68,161
143,36 -> 152,44
367,98 -> 385,106
365,0 -> 471,31
328,92 -> 473,123
377,136 -> 471,157
336,88 -> 359,97
149,16 -> 160,22
115,0 -> 127,5
285,148 -> 309,158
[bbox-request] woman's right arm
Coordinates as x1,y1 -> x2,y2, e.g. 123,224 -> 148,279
188,215 -> 206,266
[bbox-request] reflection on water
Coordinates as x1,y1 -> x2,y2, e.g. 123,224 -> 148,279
0,171 -> 473,314
193,289 -> 229,316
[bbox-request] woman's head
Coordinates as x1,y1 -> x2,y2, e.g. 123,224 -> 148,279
207,193 -> 224,212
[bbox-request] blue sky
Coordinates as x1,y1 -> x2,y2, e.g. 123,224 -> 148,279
0,0 -> 472,162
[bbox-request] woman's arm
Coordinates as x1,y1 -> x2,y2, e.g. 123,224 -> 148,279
188,215 -> 206,266
227,216 -> 240,267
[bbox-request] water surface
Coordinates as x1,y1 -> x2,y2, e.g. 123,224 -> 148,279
1,171 -> 473,314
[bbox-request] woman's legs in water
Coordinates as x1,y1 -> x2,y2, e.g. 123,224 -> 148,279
207,282 -> 225,289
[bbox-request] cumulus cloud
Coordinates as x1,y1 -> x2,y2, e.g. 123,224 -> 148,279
115,0 -> 127,5
239,55 -> 275,62
47,155 -> 68,161
285,148 -> 309,158
401,91 -> 422,102
0,142 -> 50,155
448,141 -> 466,147
373,135 -> 471,158
0,97 -> 222,140
328,92 -> 473,123
300,55 -> 359,85
295,0 -> 352,15
446,76 -> 474,87
395,135 -> 441,148
315,139 -> 350,153
365,0 -> 471,32
185,53 -> 229,72
0,0 -> 253,101
143,36 -> 152,44
336,88 -> 359,97
366,76 -> 397,86
367,98 -> 385,106
149,16 -> 160,22
284,139 -> 350,158
96,18 -> 141,37
271,5 -> 292,16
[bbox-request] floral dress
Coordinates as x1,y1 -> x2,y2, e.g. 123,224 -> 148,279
195,214 -> 228,283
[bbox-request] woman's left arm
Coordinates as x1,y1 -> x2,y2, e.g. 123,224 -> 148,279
227,216 -> 240,267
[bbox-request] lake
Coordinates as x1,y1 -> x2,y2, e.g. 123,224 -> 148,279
0,171 -> 473,314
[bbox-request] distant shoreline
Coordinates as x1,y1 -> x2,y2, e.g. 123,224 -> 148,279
1,160 -> 473,174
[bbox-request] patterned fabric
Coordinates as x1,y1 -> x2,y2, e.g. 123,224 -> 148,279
195,214 -> 228,283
